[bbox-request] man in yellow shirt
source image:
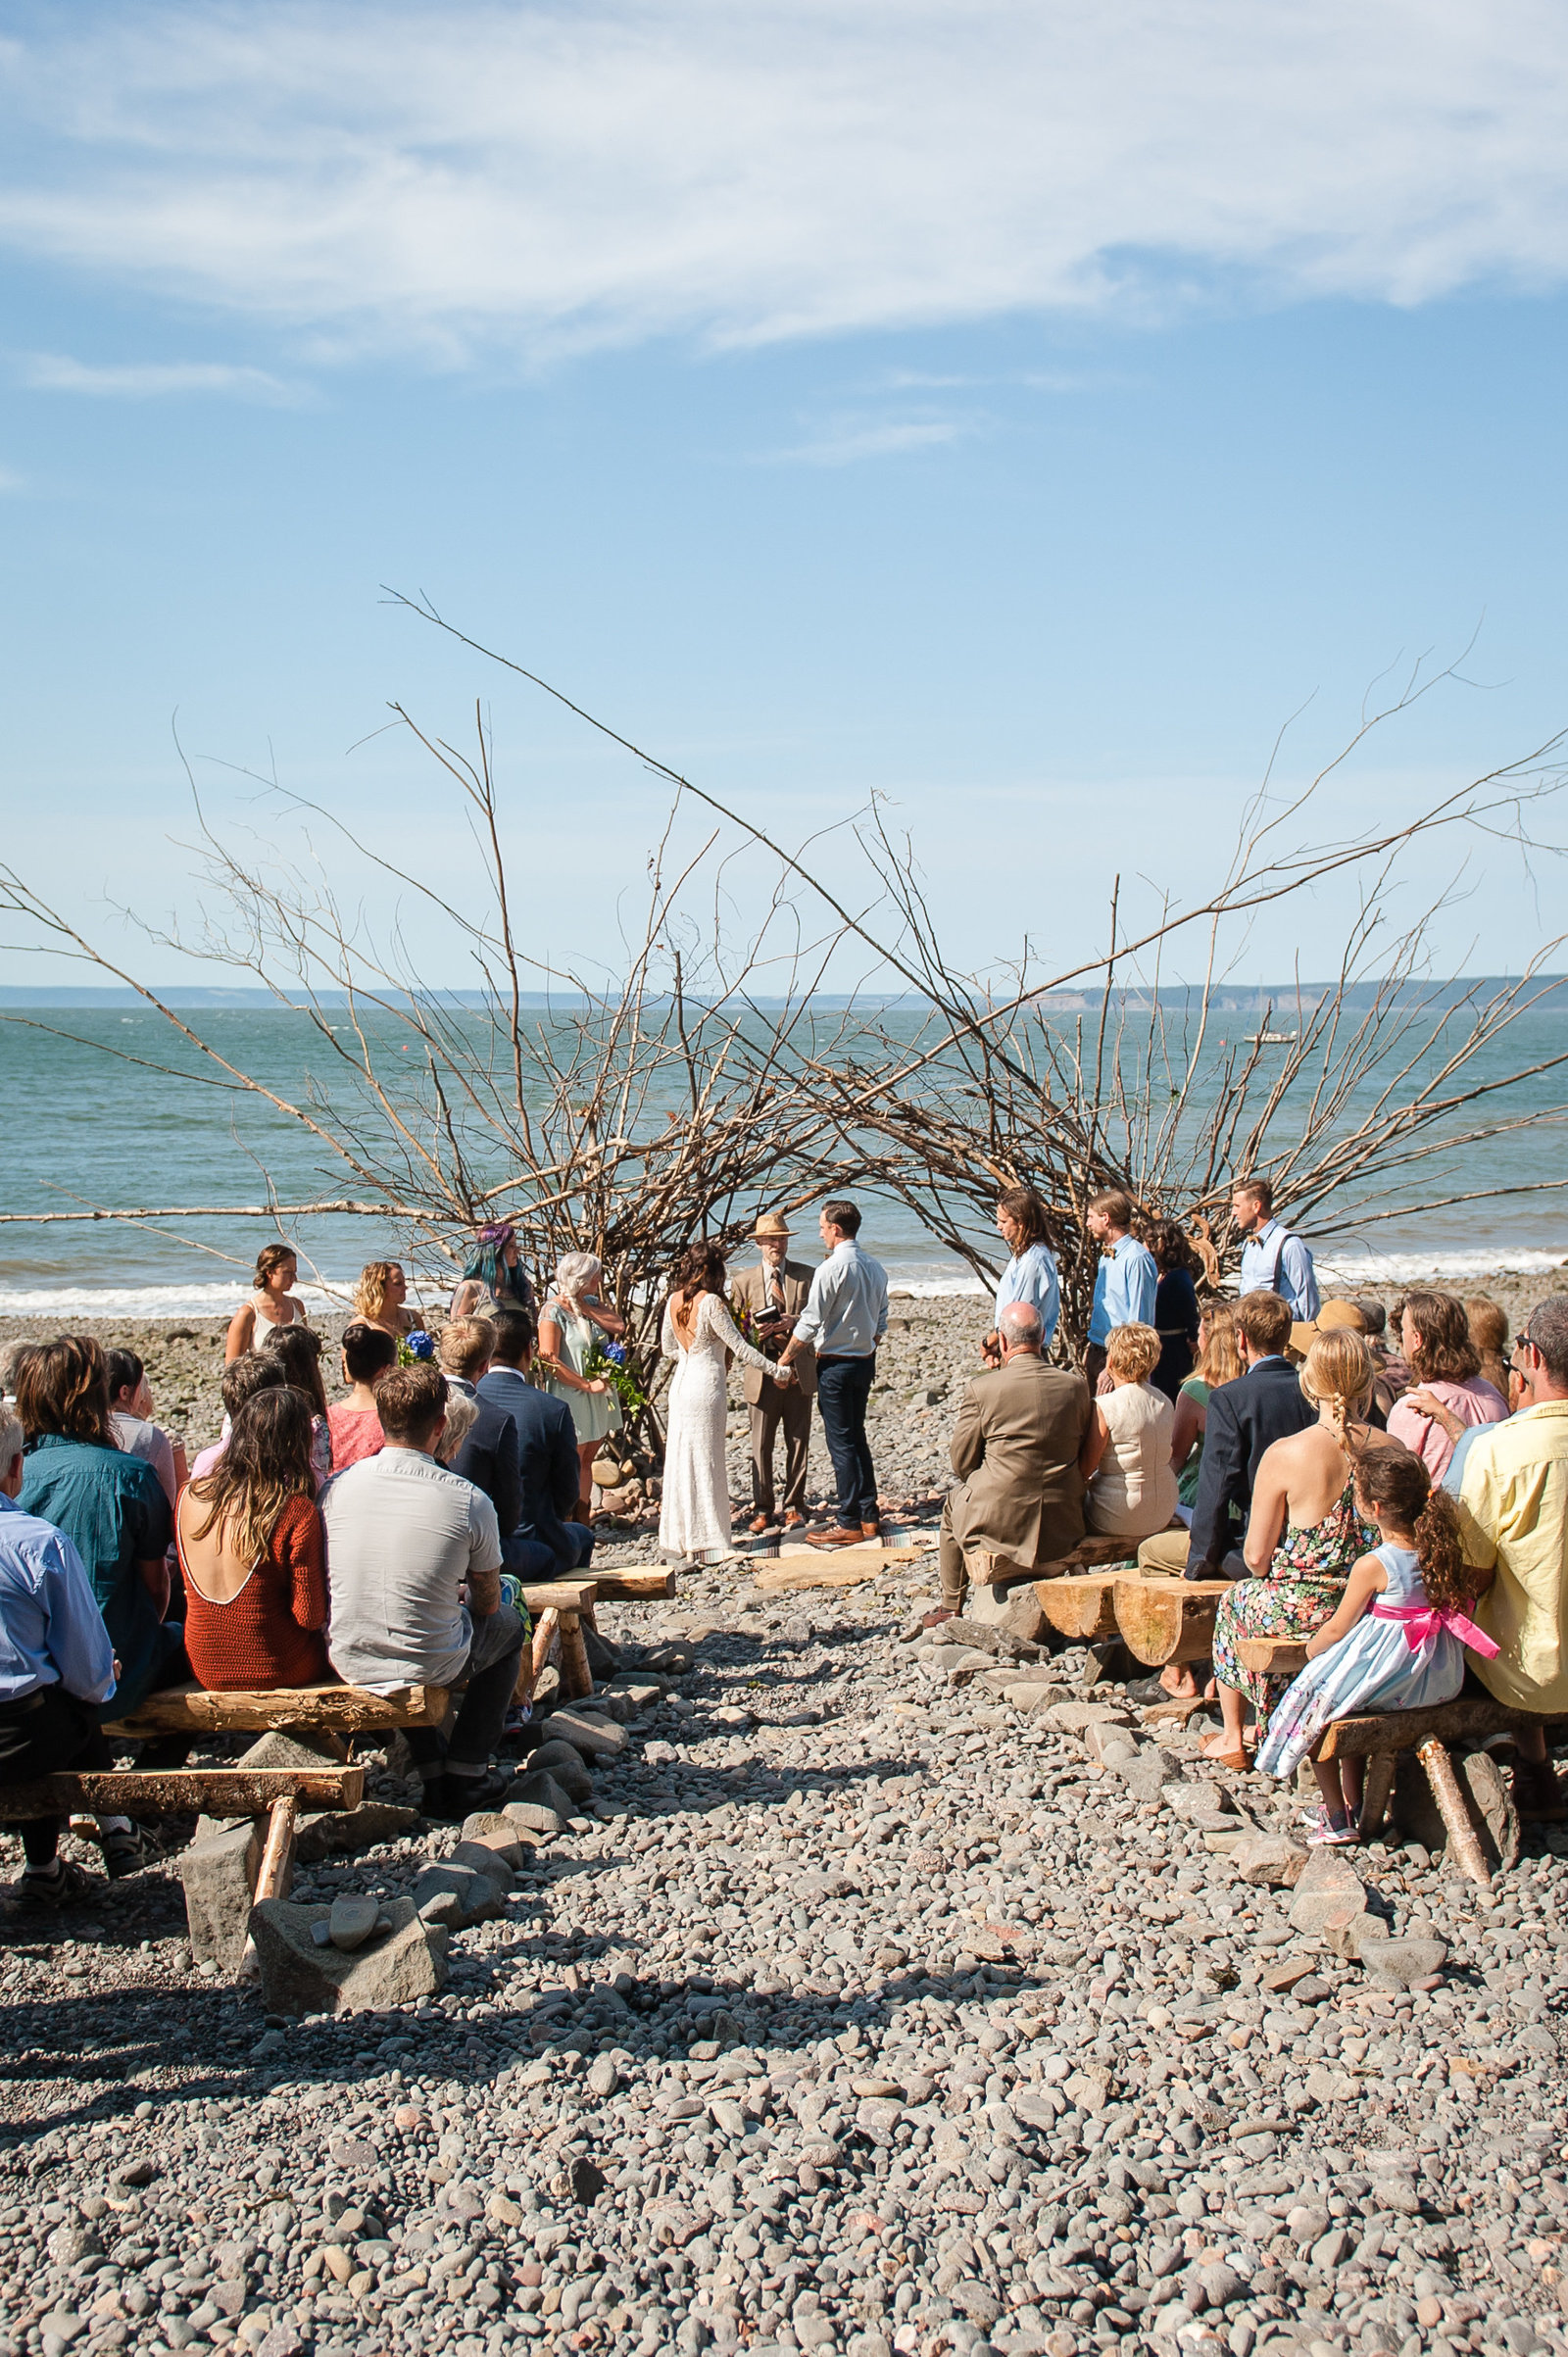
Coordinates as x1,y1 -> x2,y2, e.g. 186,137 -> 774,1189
1455,1297 -> 1568,1820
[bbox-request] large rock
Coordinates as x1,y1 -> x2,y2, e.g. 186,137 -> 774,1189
460,1810 -> 535,1867
1115,1747 -> 1176,1803
1361,1935 -> 1447,1989
450,1839 -> 516,1894
527,1741 -> 595,1801
249,1897 -> 447,2015
225,1729 -> 421,1864
1288,1845 -> 1367,1936
540,1707 -> 628,1759
506,1772 -> 578,1836
1042,1699 -> 1135,1734
180,1817 -> 266,1972
1233,1832 -> 1309,1888
963,1581 -> 1051,1644
411,1860 -> 504,1927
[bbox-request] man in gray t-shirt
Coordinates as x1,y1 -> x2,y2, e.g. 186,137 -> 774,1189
321,1362 -> 523,1822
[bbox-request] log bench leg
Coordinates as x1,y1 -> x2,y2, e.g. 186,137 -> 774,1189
1359,1751 -> 1396,1841
254,1794 -> 297,1907
1418,1736 -> 1493,1889
558,1610 -> 593,1702
519,1607 -> 561,1708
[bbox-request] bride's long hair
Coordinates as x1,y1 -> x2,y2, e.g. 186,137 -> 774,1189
669,1241 -> 727,1308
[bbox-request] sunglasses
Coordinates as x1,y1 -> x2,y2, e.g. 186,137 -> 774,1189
1514,1330 -> 1540,1355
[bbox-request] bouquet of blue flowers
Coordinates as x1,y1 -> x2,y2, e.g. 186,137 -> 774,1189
585,1338 -> 651,1417
397,1329 -> 437,1366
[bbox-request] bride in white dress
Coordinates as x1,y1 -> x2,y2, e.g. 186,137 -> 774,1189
659,1244 -> 796,1561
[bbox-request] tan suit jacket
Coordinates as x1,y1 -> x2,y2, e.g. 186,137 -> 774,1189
947,1351 -> 1092,1568
729,1260 -> 818,1404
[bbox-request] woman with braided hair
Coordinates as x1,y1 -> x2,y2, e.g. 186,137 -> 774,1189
1203,1329 -> 1406,1769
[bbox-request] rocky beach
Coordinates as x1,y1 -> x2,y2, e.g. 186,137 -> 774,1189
2,1269 -> 1568,2357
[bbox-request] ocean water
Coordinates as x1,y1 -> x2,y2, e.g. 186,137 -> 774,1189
3,1002 -> 1565,1315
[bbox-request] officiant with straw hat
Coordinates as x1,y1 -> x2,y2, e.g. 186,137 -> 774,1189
729,1212 -> 818,1532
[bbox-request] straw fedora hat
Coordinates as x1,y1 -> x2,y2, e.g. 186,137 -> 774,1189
753,1211 -> 792,1240
1289,1297 -> 1367,1355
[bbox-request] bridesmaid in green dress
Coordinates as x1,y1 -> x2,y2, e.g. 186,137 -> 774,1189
538,1251 -> 627,1520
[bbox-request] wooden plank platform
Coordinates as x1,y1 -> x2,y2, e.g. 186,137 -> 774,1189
753,1550 -> 919,1594
772,1544 -> 929,1563
0,1766 -> 365,1820
515,1568 -> 678,1612
106,1682 -> 447,1739
1114,1578 -> 1233,1667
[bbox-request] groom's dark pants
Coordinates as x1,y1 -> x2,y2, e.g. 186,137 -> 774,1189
815,1351 -> 878,1527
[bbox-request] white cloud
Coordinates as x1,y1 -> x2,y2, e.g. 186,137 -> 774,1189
17,352 -> 302,400
0,2 -> 1564,367
767,415 -> 971,465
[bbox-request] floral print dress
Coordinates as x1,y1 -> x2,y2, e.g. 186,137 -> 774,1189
1210,1478 -> 1378,1735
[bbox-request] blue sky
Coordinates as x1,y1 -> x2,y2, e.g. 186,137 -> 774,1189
3,0 -> 1568,992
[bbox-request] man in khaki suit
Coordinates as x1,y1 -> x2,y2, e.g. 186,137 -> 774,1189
936,1301 -> 1092,1617
729,1213 -> 817,1531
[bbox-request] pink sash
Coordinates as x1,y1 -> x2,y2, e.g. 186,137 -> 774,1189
1370,1598 -> 1499,1658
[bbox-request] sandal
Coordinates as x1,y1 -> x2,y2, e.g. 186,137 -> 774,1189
1307,1810 -> 1360,1847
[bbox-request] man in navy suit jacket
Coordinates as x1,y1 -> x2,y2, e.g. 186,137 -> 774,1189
1137,1291 -> 1315,1581
476,1310 -> 595,1580
437,1319 -> 522,1544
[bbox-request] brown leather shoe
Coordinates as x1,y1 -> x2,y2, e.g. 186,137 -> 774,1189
805,1526 -> 868,1549
922,1607 -> 957,1630
783,1510 -> 806,1530
861,1522 -> 882,1542
748,1513 -> 772,1536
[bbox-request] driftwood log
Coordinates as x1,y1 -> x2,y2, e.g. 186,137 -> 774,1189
106,1682 -> 447,1739
1112,1577 -> 1233,1667
0,1767 -> 364,1819
1037,1573 -> 1121,1643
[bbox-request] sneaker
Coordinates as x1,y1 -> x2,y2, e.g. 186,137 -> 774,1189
1307,1812 -> 1360,1846
16,1859 -> 98,1909
99,1824 -> 151,1880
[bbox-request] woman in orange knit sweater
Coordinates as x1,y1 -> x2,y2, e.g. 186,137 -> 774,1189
176,1388 -> 329,1690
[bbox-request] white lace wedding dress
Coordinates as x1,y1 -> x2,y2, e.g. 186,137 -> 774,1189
659,1291 -> 786,1560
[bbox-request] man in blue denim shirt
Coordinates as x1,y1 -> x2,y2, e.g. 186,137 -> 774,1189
1085,1189 -> 1157,1391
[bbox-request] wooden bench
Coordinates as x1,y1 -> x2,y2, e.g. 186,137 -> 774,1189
1033,1569 -> 1231,1663
972,1534 -> 1141,1593
1236,1633 -> 1556,1887
0,1765 -> 364,1819
106,1682 -> 448,1740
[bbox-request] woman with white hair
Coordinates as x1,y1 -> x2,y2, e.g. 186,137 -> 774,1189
538,1251 -> 627,1520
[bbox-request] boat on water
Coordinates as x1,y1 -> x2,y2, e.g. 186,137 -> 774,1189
1246,1029 -> 1298,1044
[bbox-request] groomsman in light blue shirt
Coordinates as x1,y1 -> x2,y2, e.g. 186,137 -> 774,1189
1233,1176 -> 1319,1321
1085,1189 -> 1157,1393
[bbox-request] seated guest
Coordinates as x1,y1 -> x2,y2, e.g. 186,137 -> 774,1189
190,1352 -> 287,1480
1136,1290 -> 1316,1582
1205,1330 -> 1400,1768
0,1399 -> 118,1908
1388,1290 -> 1508,1479
935,1301 -> 1090,1619
1081,1322 -> 1180,1541
15,1337 -> 179,1720
353,1259 -> 415,1340
477,1310 -> 594,1578
327,1320 -> 398,1468
321,1363 -> 523,1819
262,1324 -> 333,1484
177,1389 -> 328,1691
1466,1295 -> 1511,1402
1170,1302 -> 1241,1521
1354,1297 -> 1404,1418
105,1349 -> 187,1506
1453,1297 -> 1568,1820
436,1391 -> 480,1462
437,1318 -> 522,1546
